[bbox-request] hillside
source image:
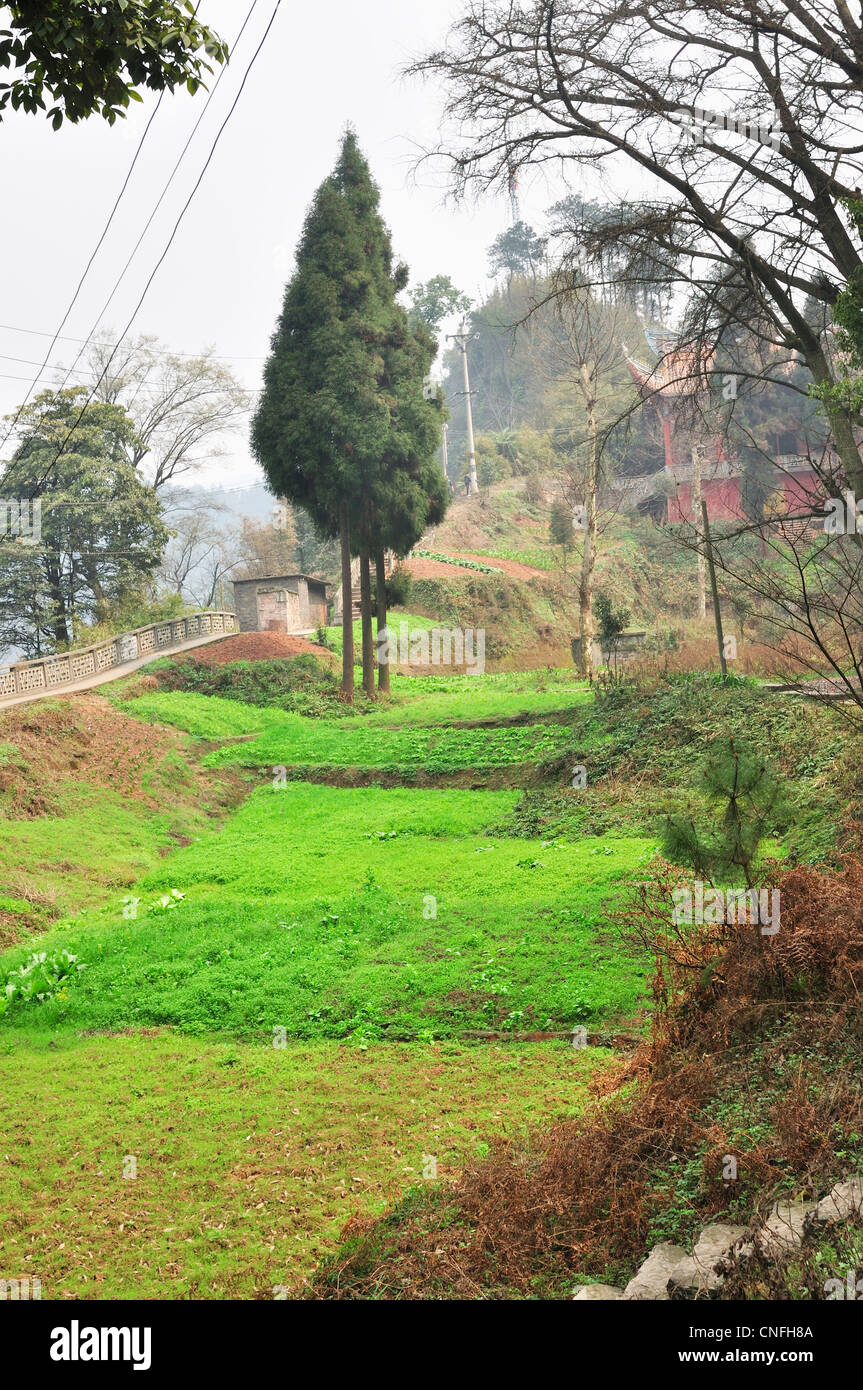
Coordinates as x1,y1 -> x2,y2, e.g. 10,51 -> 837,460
1,636 -> 861,1302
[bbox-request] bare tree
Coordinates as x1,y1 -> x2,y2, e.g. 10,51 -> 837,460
87,334 -> 250,490
411,0 -> 863,494
159,503 -> 242,609
683,495 -> 863,721
528,277 -> 642,676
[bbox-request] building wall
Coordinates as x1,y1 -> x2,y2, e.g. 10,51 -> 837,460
233,582 -> 261,632
232,577 -> 328,633
307,585 -> 327,628
667,468 -> 822,524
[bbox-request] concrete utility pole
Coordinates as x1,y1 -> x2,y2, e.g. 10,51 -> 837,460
441,421 -> 449,480
447,322 -> 479,496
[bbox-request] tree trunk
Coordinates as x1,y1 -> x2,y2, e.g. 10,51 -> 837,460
579,500 -> 596,682
46,561 -> 70,647
691,448 -> 707,620
578,367 -> 599,682
375,547 -> 390,694
360,545 -> 375,697
338,503 -> 354,701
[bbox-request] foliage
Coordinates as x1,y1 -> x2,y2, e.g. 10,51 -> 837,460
251,131 -> 448,692
382,562 -> 412,608
408,274 -> 471,331
152,655 -> 345,718
594,591 -> 630,673
0,387 -> 168,654
487,222 -> 547,284
663,737 -> 787,888
0,2 -> 227,126
412,550 -> 502,574
1,948 -> 84,1011
549,500 -> 572,567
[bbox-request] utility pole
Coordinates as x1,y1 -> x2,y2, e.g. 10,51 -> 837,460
701,498 -> 727,683
441,421 -> 449,481
447,321 -> 479,496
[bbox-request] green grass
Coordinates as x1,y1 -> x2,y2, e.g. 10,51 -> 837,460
124,663 -> 593,731
0,784 -> 654,1039
8,653 -> 843,1301
321,611 -> 442,658
121,691 -> 579,773
0,753 -> 236,938
352,671 -> 592,727
471,546 -> 558,571
0,1030 -> 613,1298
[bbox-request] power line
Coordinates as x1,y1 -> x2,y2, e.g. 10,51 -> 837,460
0,0 -> 266,473
0,321 -> 267,363
0,355 -> 261,396
48,0 -> 264,407
24,0 -> 281,498
0,91 -> 168,456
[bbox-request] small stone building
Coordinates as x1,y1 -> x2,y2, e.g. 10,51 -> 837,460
232,574 -> 329,634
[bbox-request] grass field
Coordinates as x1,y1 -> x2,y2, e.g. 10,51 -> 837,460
348,671 -> 593,727
121,691 -> 581,774
20,659 -> 840,1301
0,1030 -> 613,1298
0,784 -> 653,1039
0,665 -> 651,1298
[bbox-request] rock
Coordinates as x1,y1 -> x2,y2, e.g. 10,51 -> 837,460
573,1283 -> 624,1300
669,1223 -> 749,1296
623,1242 -> 689,1300
813,1178 -> 863,1226
755,1200 -> 817,1257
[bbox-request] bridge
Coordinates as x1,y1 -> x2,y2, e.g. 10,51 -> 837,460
0,610 -> 237,709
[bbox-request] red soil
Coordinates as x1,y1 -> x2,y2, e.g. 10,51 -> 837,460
183,632 -> 334,666
404,551 -> 545,581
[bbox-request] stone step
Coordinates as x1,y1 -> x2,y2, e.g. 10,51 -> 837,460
668,1223 -> 749,1296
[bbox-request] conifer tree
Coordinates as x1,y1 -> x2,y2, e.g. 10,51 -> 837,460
663,736 -> 786,891
252,130 -> 447,697
251,130 -> 393,698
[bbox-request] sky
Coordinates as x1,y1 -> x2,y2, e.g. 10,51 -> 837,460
0,0 -> 603,491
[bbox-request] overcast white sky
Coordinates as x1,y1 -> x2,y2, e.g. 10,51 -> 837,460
0,0 -> 609,488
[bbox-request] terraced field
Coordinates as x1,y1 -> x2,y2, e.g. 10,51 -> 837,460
0,664 -> 654,1298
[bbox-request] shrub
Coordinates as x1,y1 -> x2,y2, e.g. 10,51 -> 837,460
384,564 -> 413,608
151,655 -> 342,716
523,467 -> 542,504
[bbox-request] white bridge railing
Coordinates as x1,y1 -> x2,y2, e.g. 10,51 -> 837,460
0,610 -> 237,700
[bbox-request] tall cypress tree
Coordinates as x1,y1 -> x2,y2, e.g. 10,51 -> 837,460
252,130 -> 448,697
251,130 -> 393,697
